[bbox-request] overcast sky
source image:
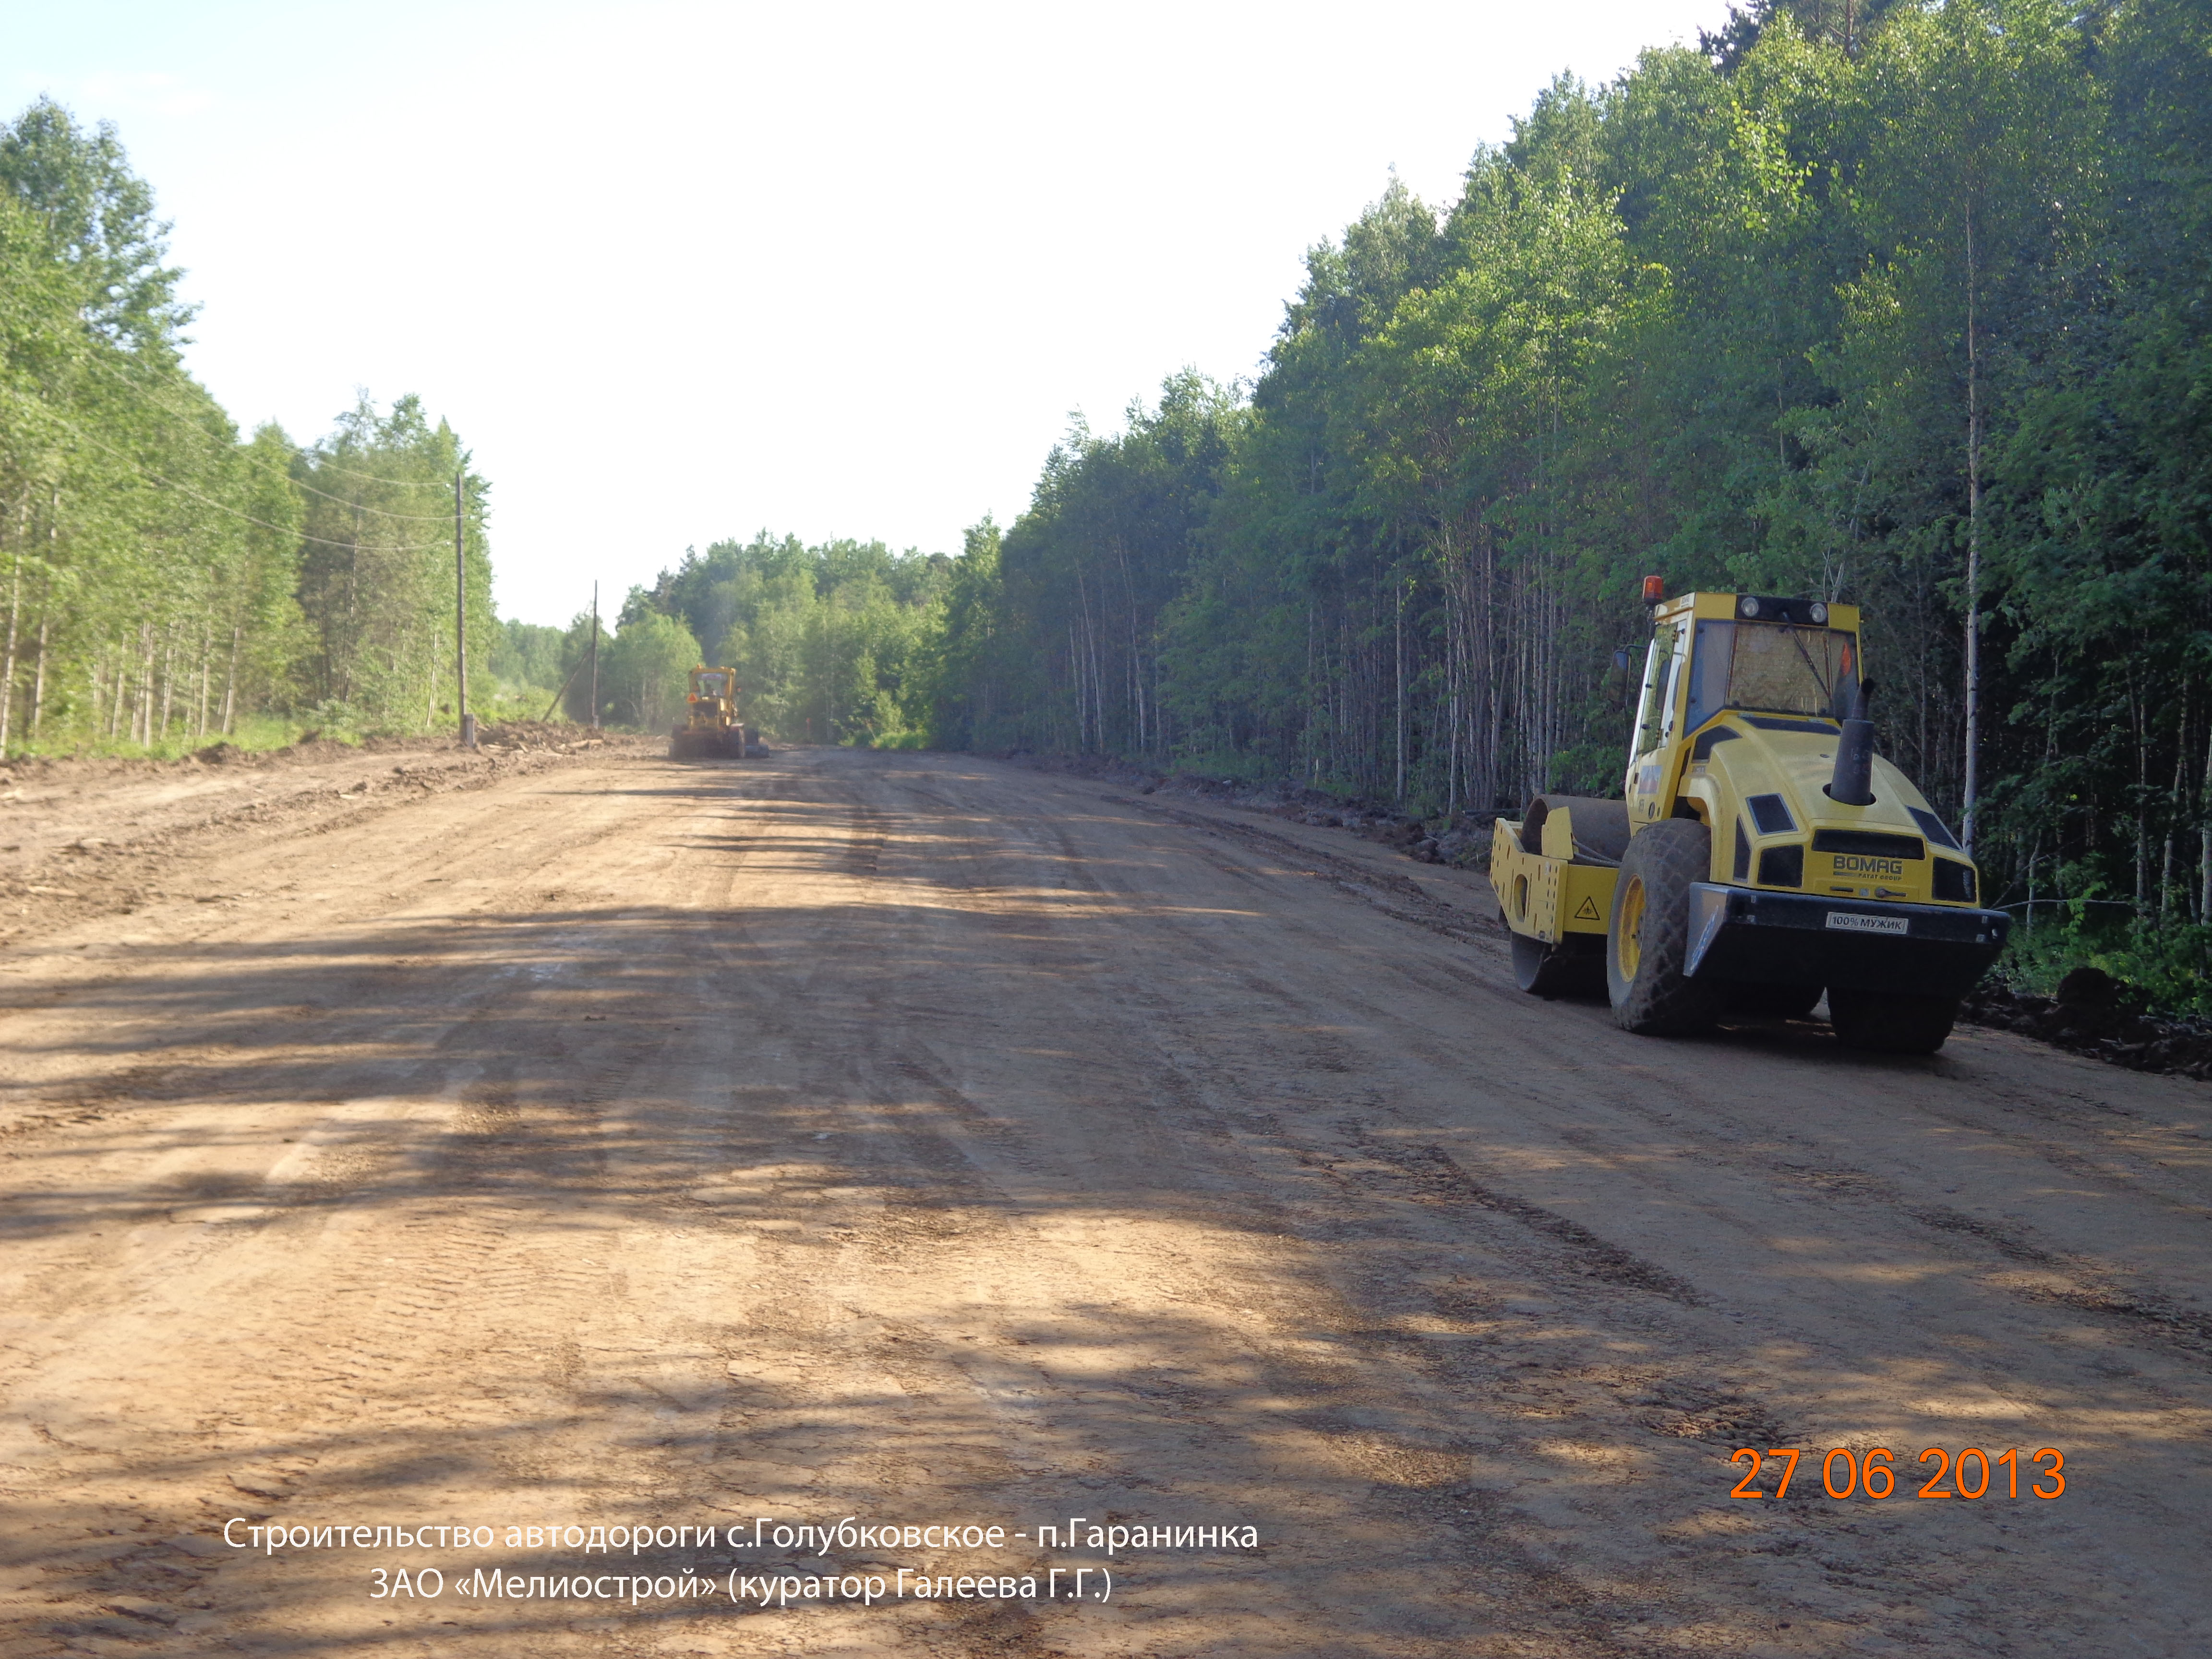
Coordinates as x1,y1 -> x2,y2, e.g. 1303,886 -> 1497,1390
8,0 -> 1737,626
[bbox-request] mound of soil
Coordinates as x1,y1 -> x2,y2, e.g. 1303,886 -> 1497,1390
1963,966 -> 2212,1079
471,720 -> 605,752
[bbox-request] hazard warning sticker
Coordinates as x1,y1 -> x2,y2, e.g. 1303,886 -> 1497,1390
1573,896 -> 1602,921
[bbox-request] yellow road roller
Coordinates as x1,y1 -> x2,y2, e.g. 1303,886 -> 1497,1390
1490,584 -> 2008,1053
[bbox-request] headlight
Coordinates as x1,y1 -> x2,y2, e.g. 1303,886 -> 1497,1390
1739,595 -> 1763,618
1809,601 -> 1828,624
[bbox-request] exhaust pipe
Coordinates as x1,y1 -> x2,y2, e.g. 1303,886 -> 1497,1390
1829,678 -> 1877,805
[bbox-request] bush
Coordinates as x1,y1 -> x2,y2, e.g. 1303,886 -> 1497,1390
1998,902 -> 2212,1022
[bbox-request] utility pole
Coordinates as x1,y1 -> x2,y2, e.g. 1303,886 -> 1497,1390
589,582 -> 600,729
455,467 -> 475,748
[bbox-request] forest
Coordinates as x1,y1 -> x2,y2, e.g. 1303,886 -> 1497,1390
0,98 -> 499,754
874,0 -> 2212,1005
11,0 -> 2212,1005
496,533 -> 949,743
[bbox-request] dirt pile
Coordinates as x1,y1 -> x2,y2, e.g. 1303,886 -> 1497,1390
0,733 -> 646,951
470,720 -> 606,752
1963,965 -> 2212,1079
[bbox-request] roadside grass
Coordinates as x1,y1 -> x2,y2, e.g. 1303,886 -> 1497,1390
2,713 -> 328,763
0,678 -> 581,765
1999,904 -> 2212,1021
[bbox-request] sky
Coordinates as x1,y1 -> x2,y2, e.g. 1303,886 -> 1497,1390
6,0 -> 1739,627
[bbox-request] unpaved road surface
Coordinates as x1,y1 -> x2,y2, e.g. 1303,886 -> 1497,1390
1,745 -> 2206,1658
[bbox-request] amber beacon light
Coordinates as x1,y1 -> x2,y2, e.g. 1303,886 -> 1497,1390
1640,574 -> 1666,607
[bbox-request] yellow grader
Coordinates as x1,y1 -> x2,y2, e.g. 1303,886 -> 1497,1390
1490,584 -> 2009,1053
668,666 -> 757,760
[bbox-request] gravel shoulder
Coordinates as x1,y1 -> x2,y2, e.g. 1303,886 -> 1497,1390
0,746 -> 2204,1658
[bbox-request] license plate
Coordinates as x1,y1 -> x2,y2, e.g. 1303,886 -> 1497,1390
1826,911 -> 1909,936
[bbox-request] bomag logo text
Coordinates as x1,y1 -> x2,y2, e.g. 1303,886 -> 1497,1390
1833,854 -> 1905,877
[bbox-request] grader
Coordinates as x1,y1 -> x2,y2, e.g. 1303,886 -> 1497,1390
1490,582 -> 2009,1053
668,666 -> 756,760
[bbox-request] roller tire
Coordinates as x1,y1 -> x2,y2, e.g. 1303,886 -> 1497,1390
1605,819 -> 1726,1036
1511,929 -> 1604,999
1729,982 -> 1825,1020
1828,986 -> 1957,1055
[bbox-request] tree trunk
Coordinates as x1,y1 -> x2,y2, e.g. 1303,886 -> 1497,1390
1961,195 -> 1984,854
2199,709 -> 2212,921
1068,623 -> 1082,750
2131,675 -> 2148,915
32,497 -> 54,738
195,617 -> 211,738
1394,577 -> 1405,800
0,536 -> 20,756
0,492 -> 30,754
2160,695 -> 2185,917
28,606 -> 48,737
221,623 -> 242,735
158,625 -> 178,740
138,623 -> 156,747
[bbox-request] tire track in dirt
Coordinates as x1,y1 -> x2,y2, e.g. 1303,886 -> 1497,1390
3,747 -> 2209,1659
951,760 -> 2211,1655
1102,782 -> 2212,1385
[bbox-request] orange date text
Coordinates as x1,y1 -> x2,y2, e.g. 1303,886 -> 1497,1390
1729,1446 -> 2065,1500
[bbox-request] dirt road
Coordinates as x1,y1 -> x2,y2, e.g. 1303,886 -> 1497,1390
1,745 -> 2205,1658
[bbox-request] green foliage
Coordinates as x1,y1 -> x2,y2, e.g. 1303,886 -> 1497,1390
0,96 -> 191,353
491,618 -> 566,696
600,611 -> 700,733
293,394 -> 492,733
1701,0 -> 1905,70
922,517 -> 1004,749
550,611 -> 605,725
926,0 -> 2212,995
2002,905 -> 2212,1022
625,532 -> 947,744
0,98 -> 502,756
945,372 -> 1243,758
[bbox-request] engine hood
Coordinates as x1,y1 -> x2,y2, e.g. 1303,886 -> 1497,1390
1681,714 -> 1974,902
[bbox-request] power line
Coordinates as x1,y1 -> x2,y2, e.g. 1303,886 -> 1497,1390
32,402 -> 458,554
79,351 -> 469,507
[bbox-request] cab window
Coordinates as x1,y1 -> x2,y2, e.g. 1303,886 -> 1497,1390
1685,621 -> 1735,733
1726,625 -> 1856,717
1631,623 -> 1683,757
